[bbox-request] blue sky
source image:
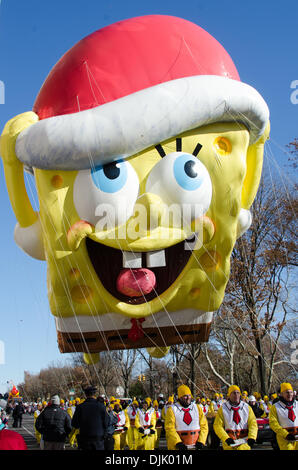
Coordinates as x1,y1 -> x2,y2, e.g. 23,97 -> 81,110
0,0 -> 297,394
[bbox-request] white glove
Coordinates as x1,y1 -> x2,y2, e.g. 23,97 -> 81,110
144,428 -> 150,436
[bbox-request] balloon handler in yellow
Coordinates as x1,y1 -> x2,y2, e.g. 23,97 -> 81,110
0,15 -> 269,363
269,383 -> 298,451
126,400 -> 139,450
135,400 -> 156,451
165,385 -> 208,450
213,385 -> 258,450
109,400 -> 129,451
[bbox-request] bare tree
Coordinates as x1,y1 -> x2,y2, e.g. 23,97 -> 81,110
113,349 -> 137,397
70,352 -> 119,395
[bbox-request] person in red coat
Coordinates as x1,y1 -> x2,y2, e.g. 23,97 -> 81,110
0,418 -> 27,450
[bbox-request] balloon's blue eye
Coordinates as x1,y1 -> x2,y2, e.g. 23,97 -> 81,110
173,154 -> 204,191
91,160 -> 127,193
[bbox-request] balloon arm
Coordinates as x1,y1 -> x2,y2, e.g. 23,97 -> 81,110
0,112 -> 39,228
2,157 -> 38,228
14,218 -> 46,261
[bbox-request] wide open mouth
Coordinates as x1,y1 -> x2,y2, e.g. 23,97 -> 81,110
86,237 -> 195,304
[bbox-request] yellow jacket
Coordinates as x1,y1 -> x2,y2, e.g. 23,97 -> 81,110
161,404 -> 171,421
259,402 -> 271,417
213,404 -> 258,444
135,409 -> 156,430
115,410 -> 130,431
269,404 -> 289,440
125,406 -> 141,429
207,402 -> 214,414
164,404 -> 208,450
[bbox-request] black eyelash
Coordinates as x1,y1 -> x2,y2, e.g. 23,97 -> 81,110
176,138 -> 182,152
155,140 -> 202,157
155,144 -> 166,158
192,142 -> 203,156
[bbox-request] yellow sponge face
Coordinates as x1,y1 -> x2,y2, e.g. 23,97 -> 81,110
32,121 -> 256,321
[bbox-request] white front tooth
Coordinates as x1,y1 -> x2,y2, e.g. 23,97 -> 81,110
123,251 -> 142,268
146,250 -> 166,268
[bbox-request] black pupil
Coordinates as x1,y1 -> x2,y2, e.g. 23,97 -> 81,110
184,160 -> 197,178
103,162 -> 121,179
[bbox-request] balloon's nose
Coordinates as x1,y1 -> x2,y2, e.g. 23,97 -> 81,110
133,192 -> 167,232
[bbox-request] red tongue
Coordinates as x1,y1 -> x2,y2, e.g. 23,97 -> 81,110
116,268 -> 156,297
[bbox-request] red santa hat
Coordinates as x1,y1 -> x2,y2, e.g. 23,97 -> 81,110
15,15 -> 269,170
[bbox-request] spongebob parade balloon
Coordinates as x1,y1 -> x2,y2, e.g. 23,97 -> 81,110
0,16 -> 269,360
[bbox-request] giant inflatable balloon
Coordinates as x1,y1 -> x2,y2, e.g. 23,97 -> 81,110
8,385 -> 20,399
0,16 -> 269,359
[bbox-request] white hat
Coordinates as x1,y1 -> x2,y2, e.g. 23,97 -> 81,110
51,395 -> 60,405
248,395 -> 256,402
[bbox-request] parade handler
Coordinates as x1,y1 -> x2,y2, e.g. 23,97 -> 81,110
153,400 -> 163,449
112,400 -> 130,451
135,400 -> 156,450
164,384 -> 208,450
33,403 -> 43,445
126,400 -> 139,450
269,382 -> 298,451
70,386 -> 109,450
213,385 -> 258,450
